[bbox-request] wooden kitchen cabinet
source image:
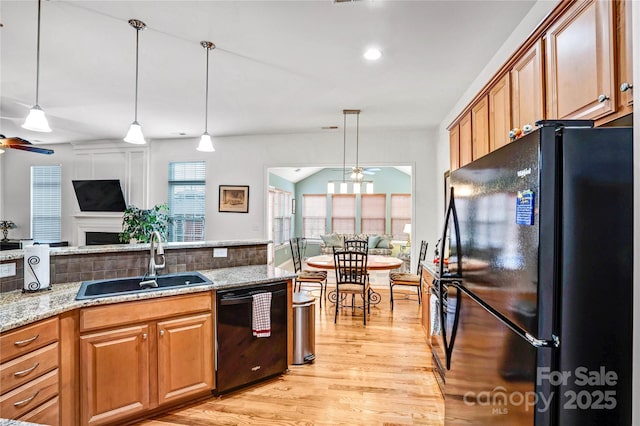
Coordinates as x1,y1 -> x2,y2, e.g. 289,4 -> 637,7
489,74 -> 512,151
449,125 -> 460,171
80,324 -> 151,425
458,112 -> 472,168
545,0 -> 616,121
157,313 -> 213,406
616,0 -> 633,112
79,293 -> 213,426
0,317 -> 60,424
511,39 -> 544,133
471,96 -> 489,160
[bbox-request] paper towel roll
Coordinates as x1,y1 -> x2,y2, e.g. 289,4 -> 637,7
24,244 -> 50,292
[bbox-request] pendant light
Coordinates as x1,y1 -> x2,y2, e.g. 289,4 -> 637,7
197,41 -> 216,152
22,0 -> 51,133
327,111 -> 349,194
124,19 -> 147,145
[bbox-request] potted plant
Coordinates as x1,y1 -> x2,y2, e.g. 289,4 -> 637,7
119,204 -> 171,243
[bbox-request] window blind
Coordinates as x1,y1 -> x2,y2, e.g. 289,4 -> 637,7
331,194 -> 355,234
168,162 -> 206,242
361,194 -> 386,234
391,193 -> 411,240
269,188 -> 291,245
302,194 -> 327,238
31,165 -> 62,242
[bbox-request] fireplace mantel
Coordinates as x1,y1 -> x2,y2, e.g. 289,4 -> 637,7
74,212 -> 124,246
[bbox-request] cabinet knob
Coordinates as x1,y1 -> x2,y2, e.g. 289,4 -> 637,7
597,94 -> 610,103
620,82 -> 633,92
159,330 -> 165,336
142,333 -> 148,340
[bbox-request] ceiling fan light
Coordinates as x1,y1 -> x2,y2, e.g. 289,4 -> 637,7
124,121 -> 146,144
22,105 -> 52,132
197,132 -> 215,152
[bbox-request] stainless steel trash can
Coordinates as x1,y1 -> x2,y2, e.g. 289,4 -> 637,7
292,291 -> 316,365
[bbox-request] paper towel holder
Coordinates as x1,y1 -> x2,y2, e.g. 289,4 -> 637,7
23,243 -> 52,293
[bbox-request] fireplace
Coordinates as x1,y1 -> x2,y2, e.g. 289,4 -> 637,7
75,212 -> 124,246
86,232 -> 125,246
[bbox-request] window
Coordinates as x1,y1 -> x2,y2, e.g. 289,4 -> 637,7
168,162 -> 206,242
302,194 -> 327,238
331,194 -> 356,234
360,194 -> 386,235
31,165 -> 62,242
391,194 -> 411,240
269,188 -> 291,246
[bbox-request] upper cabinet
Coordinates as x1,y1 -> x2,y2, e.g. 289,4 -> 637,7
449,125 -> 460,171
545,0 -> 615,120
511,39 -> 544,132
489,74 -> 512,151
459,112 -> 473,168
616,0 -> 633,111
471,97 -> 490,160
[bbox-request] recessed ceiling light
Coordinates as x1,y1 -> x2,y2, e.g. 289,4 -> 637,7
364,48 -> 382,61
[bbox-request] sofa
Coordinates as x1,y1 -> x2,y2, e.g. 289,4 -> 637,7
319,233 -> 394,256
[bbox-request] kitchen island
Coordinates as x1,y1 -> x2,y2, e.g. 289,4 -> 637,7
0,264 -> 296,425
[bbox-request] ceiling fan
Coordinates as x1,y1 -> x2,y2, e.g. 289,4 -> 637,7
0,135 -> 54,155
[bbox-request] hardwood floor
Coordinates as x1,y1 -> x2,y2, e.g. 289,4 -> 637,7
134,287 -> 444,425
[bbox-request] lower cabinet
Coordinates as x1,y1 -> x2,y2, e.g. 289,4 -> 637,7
79,293 -> 214,426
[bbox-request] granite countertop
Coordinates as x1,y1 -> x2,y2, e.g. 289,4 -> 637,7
0,265 -> 296,333
0,239 -> 270,261
0,420 -> 43,426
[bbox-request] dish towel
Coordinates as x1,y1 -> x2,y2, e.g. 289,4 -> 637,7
252,292 -> 272,338
430,294 -> 441,336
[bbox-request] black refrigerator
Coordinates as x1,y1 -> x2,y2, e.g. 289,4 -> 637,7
439,120 -> 633,425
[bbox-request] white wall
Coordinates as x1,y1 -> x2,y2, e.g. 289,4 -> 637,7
1,128 -> 439,251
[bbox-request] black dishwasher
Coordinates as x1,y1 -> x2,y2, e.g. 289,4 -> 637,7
216,281 -> 288,394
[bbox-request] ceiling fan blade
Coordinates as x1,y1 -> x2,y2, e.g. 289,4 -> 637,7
0,135 -> 55,155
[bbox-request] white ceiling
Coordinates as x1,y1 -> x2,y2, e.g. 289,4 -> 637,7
0,0 -> 537,145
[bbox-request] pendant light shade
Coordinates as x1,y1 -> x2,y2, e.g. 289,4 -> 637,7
124,19 -> 147,145
23,105 -> 51,132
22,0 -> 51,133
327,182 -> 335,194
197,132 -> 214,152
197,41 -> 216,152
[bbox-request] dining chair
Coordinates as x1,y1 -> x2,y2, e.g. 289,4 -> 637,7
389,240 -> 428,310
343,238 -> 368,253
289,238 -> 327,306
333,249 -> 371,325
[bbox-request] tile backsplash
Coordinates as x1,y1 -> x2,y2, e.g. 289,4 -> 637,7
0,244 -> 267,293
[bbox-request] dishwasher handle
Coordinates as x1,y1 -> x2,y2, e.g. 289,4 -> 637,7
219,288 -> 286,306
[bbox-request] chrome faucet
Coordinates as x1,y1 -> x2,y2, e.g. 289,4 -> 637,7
140,230 -> 165,288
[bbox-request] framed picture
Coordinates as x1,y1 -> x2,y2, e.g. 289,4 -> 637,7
219,185 -> 249,213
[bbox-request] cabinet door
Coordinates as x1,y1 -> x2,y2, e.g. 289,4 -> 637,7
156,313 -> 213,406
511,39 -> 544,131
489,74 -> 512,151
545,0 -> 615,120
471,96 -> 489,160
80,325 -> 150,426
421,270 -> 431,346
616,0 -> 633,110
449,125 -> 460,171
459,112 -> 473,167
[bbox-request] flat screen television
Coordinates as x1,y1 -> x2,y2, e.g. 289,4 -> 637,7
72,180 -> 127,212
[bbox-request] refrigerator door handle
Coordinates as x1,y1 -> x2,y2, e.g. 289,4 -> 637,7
456,283 -> 560,349
525,333 -> 560,348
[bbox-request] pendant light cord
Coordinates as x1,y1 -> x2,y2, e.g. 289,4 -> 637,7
342,112 -> 346,184
204,47 -> 209,133
35,0 -> 42,106
355,112 -> 360,171
134,27 -> 140,122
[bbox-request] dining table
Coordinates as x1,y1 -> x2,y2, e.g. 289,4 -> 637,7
305,254 -> 403,305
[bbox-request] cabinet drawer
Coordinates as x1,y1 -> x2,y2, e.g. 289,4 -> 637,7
18,395 -> 59,426
0,317 -> 59,363
0,369 -> 58,419
80,292 -> 212,332
1,342 -> 59,394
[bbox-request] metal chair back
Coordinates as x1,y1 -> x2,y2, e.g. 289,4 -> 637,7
343,239 -> 368,253
333,249 -> 368,287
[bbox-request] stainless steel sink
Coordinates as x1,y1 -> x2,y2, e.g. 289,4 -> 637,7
75,272 -> 212,300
